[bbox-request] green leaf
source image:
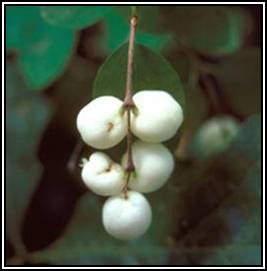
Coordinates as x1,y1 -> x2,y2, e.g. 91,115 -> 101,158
93,43 -> 185,108
161,6 -> 251,56
229,115 -> 261,162
202,245 -> 261,265
165,50 -> 192,84
6,6 -> 43,51
6,61 -> 50,255
102,9 -> 172,53
168,245 -> 261,265
205,165 -> 261,266
17,27 -> 75,90
40,6 -> 111,29
136,32 -> 172,52
216,48 -> 261,117
6,6 -> 76,90
168,115 -> 262,265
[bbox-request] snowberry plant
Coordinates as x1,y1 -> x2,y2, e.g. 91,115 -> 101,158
76,12 -> 184,240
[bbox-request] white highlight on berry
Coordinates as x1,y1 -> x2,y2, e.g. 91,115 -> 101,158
76,96 -> 126,149
122,141 -> 174,193
81,152 -> 125,196
131,90 -> 184,143
102,191 -> 152,240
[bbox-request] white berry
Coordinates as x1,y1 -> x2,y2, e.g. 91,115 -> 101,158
102,191 -> 152,240
195,116 -> 239,157
131,91 -> 183,143
122,141 -> 174,193
81,152 -> 125,196
76,96 -> 126,149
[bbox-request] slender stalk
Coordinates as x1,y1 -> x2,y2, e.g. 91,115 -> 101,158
123,11 -> 138,197
125,106 -> 135,172
131,6 -> 139,17
124,15 -> 138,107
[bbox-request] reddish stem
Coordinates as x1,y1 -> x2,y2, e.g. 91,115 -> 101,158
123,15 -> 138,197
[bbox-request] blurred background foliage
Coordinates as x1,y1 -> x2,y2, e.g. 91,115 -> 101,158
5,5 -> 262,266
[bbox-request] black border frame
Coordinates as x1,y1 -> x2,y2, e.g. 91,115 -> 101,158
3,1 -> 265,268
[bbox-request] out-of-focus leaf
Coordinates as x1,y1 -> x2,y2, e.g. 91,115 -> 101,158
31,191 -> 170,265
102,11 -> 128,52
6,6 -> 76,90
6,61 -> 50,255
166,50 -> 192,84
102,10 -> 172,53
216,47 -> 261,117
199,170 -> 261,266
161,6 -> 251,56
136,32 -> 172,52
40,6 -> 111,29
205,163 -> 260,265
167,114 -> 261,265
169,245 -> 261,265
93,43 -> 185,108
229,114 -> 261,162
6,6 -> 45,51
203,245 -> 261,265
18,29 -> 76,90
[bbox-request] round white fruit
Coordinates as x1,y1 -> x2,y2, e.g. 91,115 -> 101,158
195,116 -> 240,157
122,141 -> 174,193
131,91 -> 183,143
102,191 -> 152,240
76,96 -> 126,149
81,152 -> 125,196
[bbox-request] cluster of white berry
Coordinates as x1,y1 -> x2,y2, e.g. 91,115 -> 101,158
76,90 -> 183,240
